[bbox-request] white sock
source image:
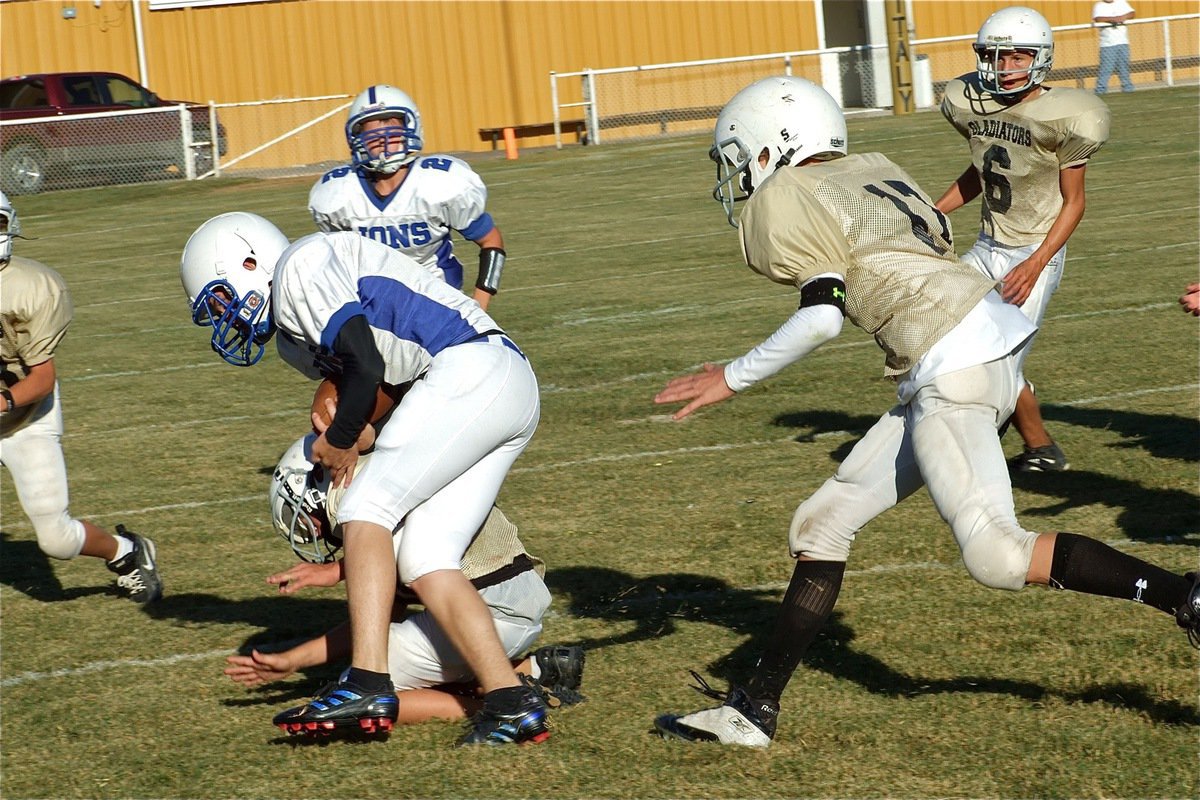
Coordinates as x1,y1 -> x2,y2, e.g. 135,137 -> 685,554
109,534 -> 133,562
529,657 -> 542,680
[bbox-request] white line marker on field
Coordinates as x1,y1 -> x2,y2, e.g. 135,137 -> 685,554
3,533 -> 1192,688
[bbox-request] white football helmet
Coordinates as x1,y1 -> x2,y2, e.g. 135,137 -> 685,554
269,435 -> 342,564
179,212 -> 289,367
711,76 -> 847,227
974,6 -> 1054,96
0,189 -> 20,264
346,84 -> 424,175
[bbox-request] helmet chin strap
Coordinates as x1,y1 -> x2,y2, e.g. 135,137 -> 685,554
774,148 -> 797,171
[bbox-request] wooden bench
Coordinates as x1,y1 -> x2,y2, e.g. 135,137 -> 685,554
478,119 -> 586,149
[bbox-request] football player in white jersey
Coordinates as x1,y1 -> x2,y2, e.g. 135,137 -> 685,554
180,215 -> 548,745
936,7 -> 1111,473
309,85 -> 506,311
651,76 -> 1199,748
224,434 -> 585,726
0,191 -> 162,605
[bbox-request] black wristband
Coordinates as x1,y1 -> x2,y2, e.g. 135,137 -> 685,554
0,387 -> 14,411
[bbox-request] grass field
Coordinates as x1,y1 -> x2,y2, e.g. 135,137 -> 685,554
1,85 -> 1197,800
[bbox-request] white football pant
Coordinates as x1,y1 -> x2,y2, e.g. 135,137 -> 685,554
386,569 -> 550,690
337,336 -> 540,585
961,234 -> 1066,378
789,355 -> 1040,591
0,384 -> 87,559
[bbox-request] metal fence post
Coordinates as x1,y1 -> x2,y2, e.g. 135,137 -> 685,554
208,101 -> 221,177
1163,19 -> 1174,87
583,69 -> 600,146
178,103 -> 195,180
551,71 -> 562,150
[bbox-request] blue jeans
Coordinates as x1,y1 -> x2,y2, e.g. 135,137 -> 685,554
1096,43 -> 1134,93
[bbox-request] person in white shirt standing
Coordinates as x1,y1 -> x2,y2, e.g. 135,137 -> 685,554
1093,0 -> 1136,94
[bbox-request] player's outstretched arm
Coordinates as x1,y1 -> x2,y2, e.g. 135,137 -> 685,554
472,226 -> 506,311
655,363 -> 735,420
267,560 -> 344,594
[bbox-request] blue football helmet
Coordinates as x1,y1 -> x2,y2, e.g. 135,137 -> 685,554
346,84 -> 424,174
179,212 -> 289,367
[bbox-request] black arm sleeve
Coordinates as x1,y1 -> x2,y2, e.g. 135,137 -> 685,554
326,314 -> 385,450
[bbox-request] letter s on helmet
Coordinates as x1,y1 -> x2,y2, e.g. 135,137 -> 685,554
180,212 -> 289,367
711,76 -> 848,227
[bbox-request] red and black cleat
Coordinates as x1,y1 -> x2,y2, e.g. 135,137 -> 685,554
273,680 -> 398,738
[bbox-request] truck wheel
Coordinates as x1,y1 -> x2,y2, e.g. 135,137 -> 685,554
1,143 -> 47,195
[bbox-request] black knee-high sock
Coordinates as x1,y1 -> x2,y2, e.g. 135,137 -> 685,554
1049,533 -> 1191,615
746,560 -> 845,704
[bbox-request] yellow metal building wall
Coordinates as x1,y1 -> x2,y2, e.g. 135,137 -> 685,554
1,0 -> 1194,163
1,0 -> 821,159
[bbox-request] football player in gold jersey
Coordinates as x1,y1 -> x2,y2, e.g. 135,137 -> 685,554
937,6 -> 1111,473
0,190 -> 162,604
651,76 -> 1198,748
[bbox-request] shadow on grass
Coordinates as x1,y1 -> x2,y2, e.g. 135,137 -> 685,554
0,531 -> 118,602
546,565 -> 1199,726
141,590 -> 348,706
769,407 -> 1200,542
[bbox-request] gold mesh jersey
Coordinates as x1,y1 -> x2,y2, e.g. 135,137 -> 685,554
941,74 -> 1111,247
327,482 -> 543,583
739,153 -> 996,376
0,256 -> 73,436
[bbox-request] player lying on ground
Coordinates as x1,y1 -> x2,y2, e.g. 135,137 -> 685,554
224,434 -> 584,727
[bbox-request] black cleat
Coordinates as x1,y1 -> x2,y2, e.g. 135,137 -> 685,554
531,645 -> 586,706
458,682 -> 550,746
106,525 -> 163,605
273,679 -> 398,737
1175,572 -> 1200,649
1008,442 -> 1070,473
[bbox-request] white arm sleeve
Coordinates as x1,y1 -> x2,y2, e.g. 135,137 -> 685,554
723,302 -> 844,392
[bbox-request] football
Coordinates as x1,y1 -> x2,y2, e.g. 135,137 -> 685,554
310,378 -> 403,429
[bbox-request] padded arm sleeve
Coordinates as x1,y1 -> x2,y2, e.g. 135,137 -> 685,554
325,314 -> 385,450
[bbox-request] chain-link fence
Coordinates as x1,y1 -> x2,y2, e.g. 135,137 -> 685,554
0,94 -> 352,194
551,14 -> 1199,149
0,104 -> 222,195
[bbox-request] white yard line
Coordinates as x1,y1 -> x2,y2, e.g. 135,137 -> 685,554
2,532 -> 1190,689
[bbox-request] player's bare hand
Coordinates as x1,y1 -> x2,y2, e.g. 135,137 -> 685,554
654,363 -> 735,420
1180,283 -> 1200,316
311,400 -> 376,453
224,649 -> 297,687
309,433 -> 359,488
266,561 -> 342,594
1001,258 -> 1043,306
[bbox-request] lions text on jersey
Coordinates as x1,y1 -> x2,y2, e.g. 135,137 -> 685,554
308,155 -> 494,291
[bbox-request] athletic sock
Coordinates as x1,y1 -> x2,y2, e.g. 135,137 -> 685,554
344,667 -> 392,693
1049,532 -> 1191,615
746,559 -> 845,704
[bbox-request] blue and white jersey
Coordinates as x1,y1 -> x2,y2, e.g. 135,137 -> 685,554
308,154 -> 494,291
272,232 -> 499,385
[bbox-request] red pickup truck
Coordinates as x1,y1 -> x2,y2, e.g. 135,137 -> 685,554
0,71 -> 226,194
